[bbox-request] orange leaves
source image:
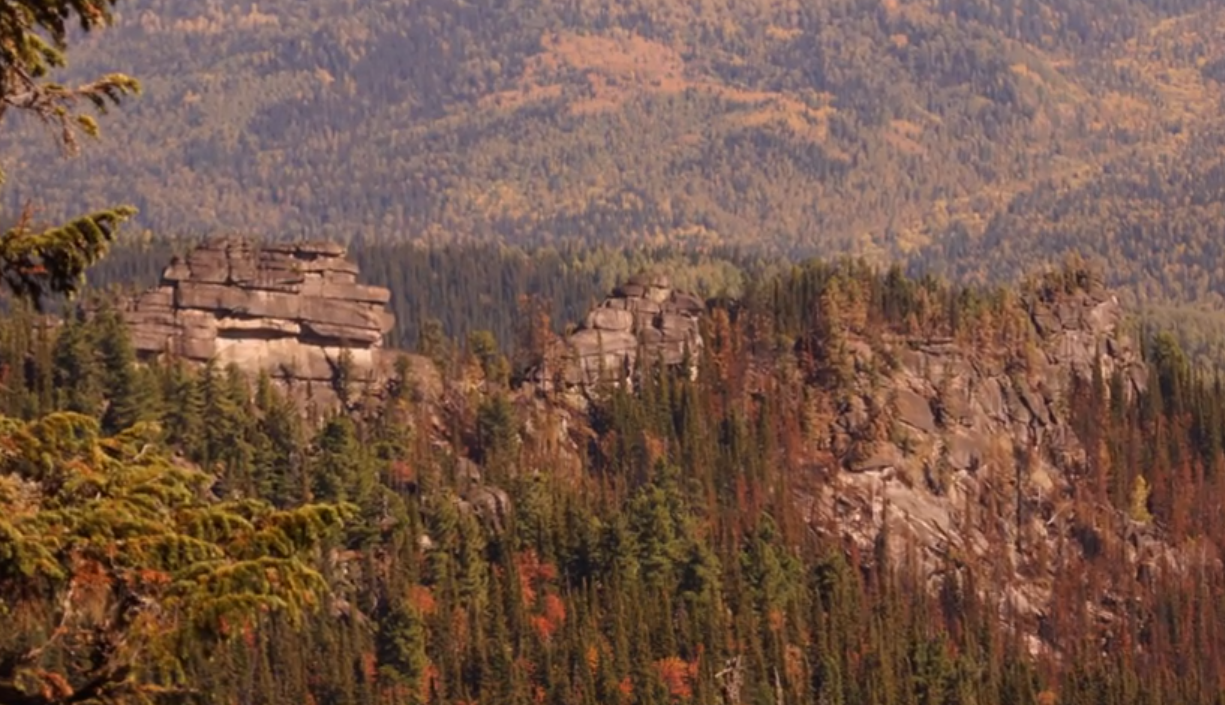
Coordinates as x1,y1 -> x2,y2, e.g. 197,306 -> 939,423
136,567 -> 172,586
654,656 -> 699,701
515,551 -> 566,644
70,555 -> 116,624
531,615 -> 557,642
71,555 -> 112,588
408,584 -> 438,616
518,549 -> 558,586
388,460 -> 416,485
1037,691 -> 1059,705
617,676 -> 634,698
532,594 -> 567,643
361,651 -> 378,681
516,549 -> 557,608
422,662 -> 441,697
30,670 -> 74,701
643,432 -> 668,467
768,609 -> 785,633
542,593 -> 566,625
784,644 -> 805,685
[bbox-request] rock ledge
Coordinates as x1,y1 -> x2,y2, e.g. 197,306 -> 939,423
124,237 -> 397,398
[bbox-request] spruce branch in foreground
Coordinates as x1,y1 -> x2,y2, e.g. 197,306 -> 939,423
0,0 -> 139,307
0,413 -> 351,705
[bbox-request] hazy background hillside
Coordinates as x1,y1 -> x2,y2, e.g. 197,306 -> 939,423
7,0 -> 1225,313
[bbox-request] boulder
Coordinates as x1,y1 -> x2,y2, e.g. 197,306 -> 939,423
625,298 -> 662,314
1031,308 -> 1062,337
646,286 -> 672,304
977,377 -> 1008,422
216,316 -> 301,337
302,321 -> 385,345
570,329 -> 639,358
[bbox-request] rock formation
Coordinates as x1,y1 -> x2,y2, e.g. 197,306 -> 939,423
561,273 -> 704,386
789,281 -> 1154,653
124,237 -> 400,404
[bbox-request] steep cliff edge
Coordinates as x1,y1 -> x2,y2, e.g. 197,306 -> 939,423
123,237 -> 410,405
546,271 -> 1189,655
800,282 -> 1162,653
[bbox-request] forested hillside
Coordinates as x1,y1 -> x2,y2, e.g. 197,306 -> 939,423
11,3 -> 1225,704
8,0 -> 1225,308
7,254 -> 1225,705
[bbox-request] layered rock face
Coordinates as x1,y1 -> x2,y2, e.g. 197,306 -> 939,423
124,237 -> 397,399
562,273 -> 704,386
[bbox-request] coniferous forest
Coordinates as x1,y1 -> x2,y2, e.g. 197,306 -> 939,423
6,2 -> 1225,705
7,252 -> 1225,705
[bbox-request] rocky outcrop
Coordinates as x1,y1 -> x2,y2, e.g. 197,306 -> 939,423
561,273 -> 704,386
793,283 -> 1155,655
124,237 -> 401,403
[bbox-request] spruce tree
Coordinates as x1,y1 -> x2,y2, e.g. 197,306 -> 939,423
160,358 -> 205,458
310,413 -> 367,504
50,308 -> 102,415
254,373 -> 306,507
95,304 -> 152,432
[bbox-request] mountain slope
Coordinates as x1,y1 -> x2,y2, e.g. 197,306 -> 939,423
6,0 -> 1225,301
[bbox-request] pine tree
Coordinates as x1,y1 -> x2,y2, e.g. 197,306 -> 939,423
95,303 -> 153,432
310,413 -> 367,504
377,601 -> 431,704
253,373 -> 306,507
160,358 -> 205,458
50,308 -> 102,415
476,393 -> 519,473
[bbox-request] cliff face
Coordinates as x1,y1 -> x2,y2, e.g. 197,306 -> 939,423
800,285 -> 1159,651
124,237 -> 403,404
558,273 -> 704,387
549,274 -> 1181,655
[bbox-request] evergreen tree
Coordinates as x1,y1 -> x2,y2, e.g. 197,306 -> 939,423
310,413 -> 368,504
95,303 -> 154,432
0,0 -> 138,310
160,358 -> 205,458
50,308 -> 102,415
253,373 -> 306,507
0,413 -> 345,705
476,392 -> 519,472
